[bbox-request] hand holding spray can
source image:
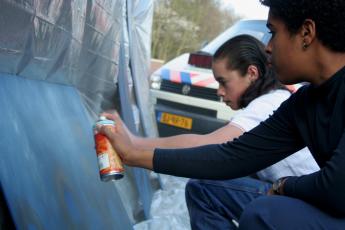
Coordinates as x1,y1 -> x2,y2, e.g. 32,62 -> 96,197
94,116 -> 124,181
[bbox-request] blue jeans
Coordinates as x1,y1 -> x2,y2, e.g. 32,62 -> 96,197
185,177 -> 345,229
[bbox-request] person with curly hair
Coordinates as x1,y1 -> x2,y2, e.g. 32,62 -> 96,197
98,0 -> 345,228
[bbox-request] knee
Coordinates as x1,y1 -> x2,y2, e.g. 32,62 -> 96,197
185,179 -> 203,200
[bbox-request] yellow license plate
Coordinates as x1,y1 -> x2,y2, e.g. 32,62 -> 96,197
159,112 -> 193,130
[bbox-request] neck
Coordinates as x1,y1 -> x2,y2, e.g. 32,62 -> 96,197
310,49 -> 345,85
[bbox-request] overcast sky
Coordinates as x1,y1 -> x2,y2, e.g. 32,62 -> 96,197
222,0 -> 269,19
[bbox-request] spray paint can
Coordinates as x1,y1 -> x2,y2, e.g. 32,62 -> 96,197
94,116 -> 124,181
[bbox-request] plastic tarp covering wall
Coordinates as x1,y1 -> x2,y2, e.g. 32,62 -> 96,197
120,0 -> 156,220
126,0 -> 157,138
0,0 -> 155,228
0,74 -> 133,229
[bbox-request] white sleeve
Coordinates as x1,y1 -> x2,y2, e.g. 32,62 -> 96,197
256,147 -> 319,182
229,90 -> 290,131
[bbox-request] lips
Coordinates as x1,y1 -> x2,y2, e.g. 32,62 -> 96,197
267,59 -> 273,67
267,56 -> 273,68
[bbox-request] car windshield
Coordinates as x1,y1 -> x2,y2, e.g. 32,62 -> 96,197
201,20 -> 271,55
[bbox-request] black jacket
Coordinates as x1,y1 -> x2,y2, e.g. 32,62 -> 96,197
154,66 -> 345,216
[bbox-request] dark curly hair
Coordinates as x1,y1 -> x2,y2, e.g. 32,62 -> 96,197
213,34 -> 287,109
260,0 -> 345,52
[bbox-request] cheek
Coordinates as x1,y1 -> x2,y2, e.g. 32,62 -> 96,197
225,85 -> 241,100
276,65 -> 299,85
274,43 -> 294,65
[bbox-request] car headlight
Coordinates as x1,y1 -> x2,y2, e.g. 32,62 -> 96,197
150,73 -> 161,89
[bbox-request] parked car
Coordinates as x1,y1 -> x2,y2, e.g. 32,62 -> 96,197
150,20 -> 272,137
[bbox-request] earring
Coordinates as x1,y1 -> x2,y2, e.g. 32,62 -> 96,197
302,42 -> 308,50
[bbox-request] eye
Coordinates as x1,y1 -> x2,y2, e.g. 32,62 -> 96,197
268,30 -> 276,36
218,79 -> 226,86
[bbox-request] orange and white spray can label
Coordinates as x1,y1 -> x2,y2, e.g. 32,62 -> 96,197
94,116 -> 124,181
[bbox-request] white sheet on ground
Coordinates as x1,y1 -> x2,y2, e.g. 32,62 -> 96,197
134,174 -> 191,230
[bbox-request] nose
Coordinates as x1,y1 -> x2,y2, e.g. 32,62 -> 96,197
217,87 -> 225,97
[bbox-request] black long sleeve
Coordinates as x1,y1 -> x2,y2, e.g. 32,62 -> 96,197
153,98 -> 303,179
154,66 -> 345,216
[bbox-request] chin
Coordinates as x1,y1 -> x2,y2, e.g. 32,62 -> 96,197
226,103 -> 234,109
278,76 -> 302,85
229,105 -> 239,110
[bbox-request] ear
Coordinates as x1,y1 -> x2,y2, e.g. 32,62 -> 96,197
247,65 -> 259,81
300,19 -> 316,49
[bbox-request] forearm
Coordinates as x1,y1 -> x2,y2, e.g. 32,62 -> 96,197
283,163 -> 345,216
132,133 -> 211,150
132,124 -> 242,150
282,133 -> 345,216
153,140 -> 292,179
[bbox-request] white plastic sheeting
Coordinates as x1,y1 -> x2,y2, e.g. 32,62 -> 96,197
135,175 -> 191,230
0,0 -> 155,128
0,0 -> 157,228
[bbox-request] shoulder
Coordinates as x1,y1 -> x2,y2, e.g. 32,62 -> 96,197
230,89 -> 291,131
278,84 -> 310,110
267,84 -> 311,127
246,89 -> 291,112
291,83 -> 310,96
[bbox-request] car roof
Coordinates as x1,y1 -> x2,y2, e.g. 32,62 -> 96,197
201,19 -> 270,55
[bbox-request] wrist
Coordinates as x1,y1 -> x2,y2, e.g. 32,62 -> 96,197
130,135 -> 140,145
128,147 -> 154,170
272,177 -> 289,195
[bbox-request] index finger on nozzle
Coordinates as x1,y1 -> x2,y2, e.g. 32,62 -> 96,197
95,122 -> 115,137
99,112 -> 117,121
